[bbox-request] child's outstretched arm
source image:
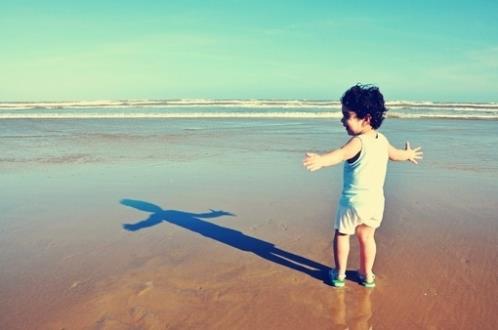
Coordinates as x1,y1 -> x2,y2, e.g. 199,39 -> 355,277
303,137 -> 362,172
388,141 -> 423,164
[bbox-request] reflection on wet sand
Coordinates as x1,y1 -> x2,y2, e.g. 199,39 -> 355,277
331,288 -> 373,330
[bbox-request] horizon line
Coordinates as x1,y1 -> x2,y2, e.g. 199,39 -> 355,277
1,98 -> 497,104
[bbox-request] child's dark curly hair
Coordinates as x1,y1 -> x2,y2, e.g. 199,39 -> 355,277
340,84 -> 388,129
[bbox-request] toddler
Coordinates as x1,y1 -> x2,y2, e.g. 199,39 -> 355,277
303,84 -> 423,287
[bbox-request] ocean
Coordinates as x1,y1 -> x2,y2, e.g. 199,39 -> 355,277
1,100 -> 497,178
1,99 -> 497,119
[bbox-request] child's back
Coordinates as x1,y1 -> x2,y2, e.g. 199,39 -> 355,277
340,132 -> 389,226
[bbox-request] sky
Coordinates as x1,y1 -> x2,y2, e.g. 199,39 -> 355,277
1,1 -> 497,102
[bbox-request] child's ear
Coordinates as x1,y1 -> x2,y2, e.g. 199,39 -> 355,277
363,114 -> 372,126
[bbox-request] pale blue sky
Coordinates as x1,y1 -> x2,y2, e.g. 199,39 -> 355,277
1,1 -> 497,101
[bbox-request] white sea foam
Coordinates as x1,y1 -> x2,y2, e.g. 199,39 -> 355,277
387,113 -> 498,120
2,99 -> 496,110
1,111 -> 497,120
0,99 -> 340,110
0,112 -> 343,119
1,99 -> 497,120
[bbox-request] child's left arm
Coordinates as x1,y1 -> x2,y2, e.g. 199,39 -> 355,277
388,141 -> 423,164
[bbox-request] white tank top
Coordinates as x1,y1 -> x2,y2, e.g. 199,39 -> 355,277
339,132 -> 389,220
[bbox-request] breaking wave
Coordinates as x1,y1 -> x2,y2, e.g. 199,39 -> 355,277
1,99 -> 497,120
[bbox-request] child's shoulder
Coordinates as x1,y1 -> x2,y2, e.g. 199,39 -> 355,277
358,130 -> 389,141
377,131 -> 390,143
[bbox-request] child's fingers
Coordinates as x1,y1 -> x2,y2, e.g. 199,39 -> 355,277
304,162 -> 319,171
306,164 -> 318,171
303,157 -> 313,165
303,153 -> 317,163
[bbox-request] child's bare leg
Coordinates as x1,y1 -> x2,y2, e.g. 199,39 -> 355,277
333,230 -> 350,277
356,224 -> 376,277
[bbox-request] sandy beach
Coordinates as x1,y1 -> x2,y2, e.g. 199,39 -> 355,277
1,118 -> 497,329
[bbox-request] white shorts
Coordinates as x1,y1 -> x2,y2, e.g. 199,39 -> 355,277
334,205 -> 382,235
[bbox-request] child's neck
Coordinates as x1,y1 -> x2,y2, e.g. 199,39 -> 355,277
356,126 -> 376,136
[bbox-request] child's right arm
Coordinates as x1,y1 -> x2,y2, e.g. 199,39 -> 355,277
388,141 -> 423,164
303,137 -> 362,172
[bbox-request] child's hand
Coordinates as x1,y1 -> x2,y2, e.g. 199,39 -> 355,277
405,141 -> 423,164
303,152 -> 324,172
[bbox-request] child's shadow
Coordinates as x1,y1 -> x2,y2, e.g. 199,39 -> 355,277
121,198 -> 339,284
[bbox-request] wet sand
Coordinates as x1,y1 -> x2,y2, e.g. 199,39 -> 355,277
1,119 -> 497,329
